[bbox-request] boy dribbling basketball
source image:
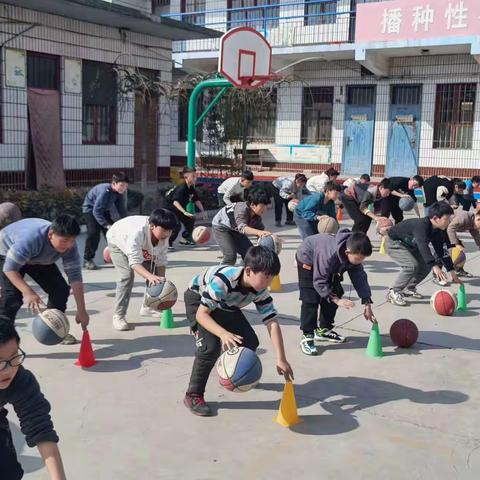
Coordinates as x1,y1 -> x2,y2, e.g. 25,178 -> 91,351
183,246 -> 293,416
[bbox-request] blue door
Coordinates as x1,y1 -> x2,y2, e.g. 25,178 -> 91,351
386,85 -> 422,177
342,86 -> 376,176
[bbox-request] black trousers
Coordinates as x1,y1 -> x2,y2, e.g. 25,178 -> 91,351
83,211 -> 109,261
170,209 -> 195,246
297,262 -> 343,334
0,408 -> 23,480
387,196 -> 404,224
273,187 -> 293,223
184,289 -> 259,395
341,196 -> 372,233
0,257 -> 70,326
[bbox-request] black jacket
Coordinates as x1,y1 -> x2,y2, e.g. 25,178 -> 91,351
388,217 -> 454,271
0,366 -> 58,447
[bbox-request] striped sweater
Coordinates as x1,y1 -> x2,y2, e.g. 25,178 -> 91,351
189,265 -> 277,324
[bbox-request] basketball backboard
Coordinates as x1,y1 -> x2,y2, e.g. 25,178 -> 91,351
219,27 -> 273,89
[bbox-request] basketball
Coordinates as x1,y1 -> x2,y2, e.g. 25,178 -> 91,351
0,202 -> 22,229
216,346 -> 262,393
376,216 -> 394,236
288,198 -> 300,212
399,196 -> 416,212
32,309 -> 70,345
389,319 -> 419,348
317,215 -> 339,234
103,246 -> 112,263
431,289 -> 457,316
451,246 -> 466,268
145,280 -> 178,310
192,226 -> 211,244
257,234 -> 282,254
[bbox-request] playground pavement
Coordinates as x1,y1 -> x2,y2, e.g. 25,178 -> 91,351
9,209 -> 480,480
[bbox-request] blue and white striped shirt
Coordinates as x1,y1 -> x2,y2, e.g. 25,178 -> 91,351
189,265 -> 277,324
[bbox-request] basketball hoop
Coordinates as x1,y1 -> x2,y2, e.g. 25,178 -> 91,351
219,27 -> 278,89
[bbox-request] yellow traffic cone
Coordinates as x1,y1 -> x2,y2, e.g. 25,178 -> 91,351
379,237 -> 386,255
269,274 -> 282,293
274,382 -> 302,427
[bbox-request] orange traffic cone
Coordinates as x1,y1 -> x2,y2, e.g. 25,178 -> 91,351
274,382 -> 302,427
75,330 -> 97,368
336,206 -> 343,221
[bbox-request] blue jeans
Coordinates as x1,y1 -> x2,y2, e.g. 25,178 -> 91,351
294,213 -> 317,240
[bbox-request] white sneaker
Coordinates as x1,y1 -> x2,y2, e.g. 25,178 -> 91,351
387,289 -> 408,306
139,305 -> 161,318
112,315 -> 131,331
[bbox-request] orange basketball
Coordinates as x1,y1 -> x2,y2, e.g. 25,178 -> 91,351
192,226 -> 211,244
431,290 -> 457,316
103,246 -> 112,263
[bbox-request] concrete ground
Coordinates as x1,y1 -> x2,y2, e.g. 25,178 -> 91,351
8,208 -> 480,480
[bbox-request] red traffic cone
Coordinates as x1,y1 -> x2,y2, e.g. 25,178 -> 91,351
74,330 -> 97,368
336,206 -> 343,221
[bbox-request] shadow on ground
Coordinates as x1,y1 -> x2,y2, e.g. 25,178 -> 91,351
212,376 -> 468,436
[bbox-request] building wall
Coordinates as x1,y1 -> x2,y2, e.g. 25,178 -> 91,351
171,53 -> 480,176
0,4 -> 172,186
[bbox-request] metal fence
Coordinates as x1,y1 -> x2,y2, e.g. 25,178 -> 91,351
163,0 -> 356,53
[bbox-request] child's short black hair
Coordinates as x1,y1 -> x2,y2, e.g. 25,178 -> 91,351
295,173 -> 307,183
248,187 -> 270,206
112,172 -> 130,184
324,180 -> 341,193
325,167 -> 339,177
346,232 -> 372,256
412,175 -> 424,187
378,178 -> 392,190
453,178 -> 466,190
0,322 -> 20,346
428,202 -> 454,219
181,167 -> 196,176
360,174 -> 371,182
244,245 -> 281,276
241,170 -> 254,181
50,215 -> 81,237
471,175 -> 480,184
149,208 -> 178,231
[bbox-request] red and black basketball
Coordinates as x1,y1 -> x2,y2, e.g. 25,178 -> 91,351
389,319 -> 418,348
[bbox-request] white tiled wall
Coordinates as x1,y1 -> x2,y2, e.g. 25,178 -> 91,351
0,4 -> 172,176
171,53 -> 480,171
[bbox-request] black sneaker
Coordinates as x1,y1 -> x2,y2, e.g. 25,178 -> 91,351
184,393 -> 212,417
285,220 -> 296,226
83,260 -> 98,270
179,238 -> 196,246
314,328 -> 346,343
456,268 -> 473,278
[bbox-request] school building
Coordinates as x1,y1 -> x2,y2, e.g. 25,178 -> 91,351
0,0 -> 215,190
165,0 -> 480,179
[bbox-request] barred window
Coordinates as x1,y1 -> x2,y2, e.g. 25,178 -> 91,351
27,52 -> 59,90
304,0 -> 337,26
301,87 -> 334,144
82,61 -> 117,145
227,0 -> 279,30
433,83 -> 476,149
181,0 -> 206,25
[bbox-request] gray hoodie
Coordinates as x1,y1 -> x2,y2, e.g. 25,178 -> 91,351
296,229 -> 372,302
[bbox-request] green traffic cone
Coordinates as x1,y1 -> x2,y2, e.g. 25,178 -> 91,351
366,323 -> 383,358
160,308 -> 175,329
457,284 -> 467,311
